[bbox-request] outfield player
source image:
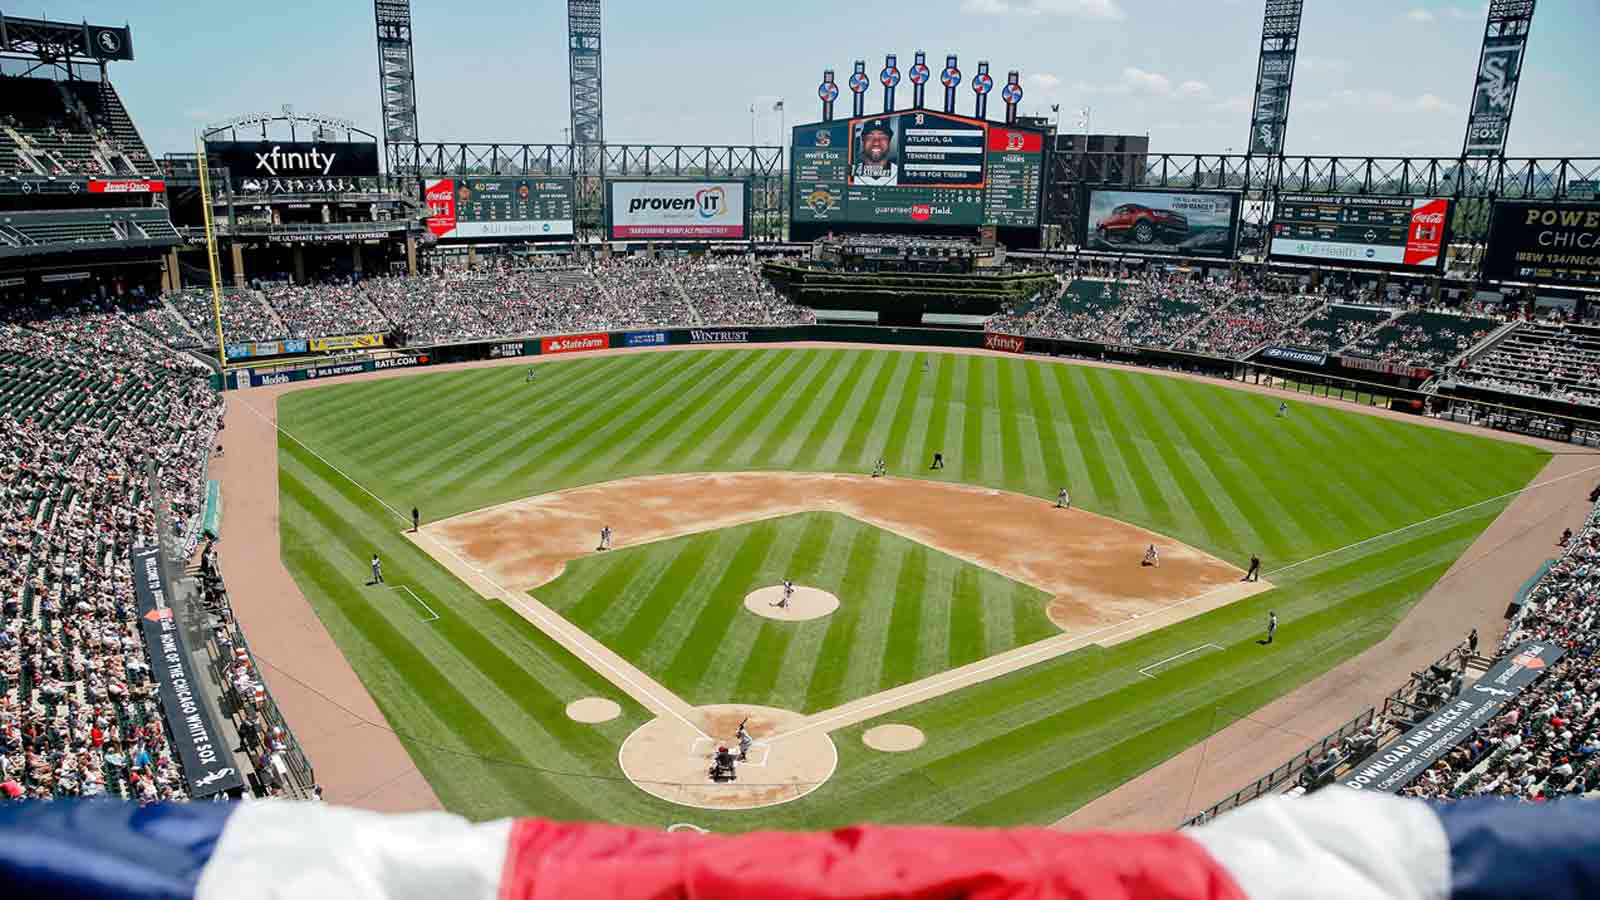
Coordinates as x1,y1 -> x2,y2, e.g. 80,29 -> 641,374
370,553 -> 384,585
526,367 -> 536,384
931,452 -> 945,470
1265,611 -> 1278,644
1277,401 -> 1288,418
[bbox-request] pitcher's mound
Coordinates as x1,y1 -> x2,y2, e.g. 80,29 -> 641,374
863,723 -> 925,752
744,585 -> 839,622
567,697 -> 622,723
618,704 -> 837,810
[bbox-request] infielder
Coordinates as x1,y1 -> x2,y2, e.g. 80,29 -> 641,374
598,526 -> 612,551
370,553 -> 384,585
1277,401 -> 1288,418
873,457 -> 887,478
1056,488 -> 1070,509
1142,544 -> 1159,568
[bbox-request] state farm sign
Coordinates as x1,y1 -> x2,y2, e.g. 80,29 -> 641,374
541,333 -> 610,354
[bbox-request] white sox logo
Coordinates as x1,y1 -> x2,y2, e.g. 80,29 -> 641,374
194,767 -> 236,788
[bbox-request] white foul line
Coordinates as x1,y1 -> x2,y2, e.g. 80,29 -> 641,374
391,585 -> 440,622
1139,643 -> 1224,679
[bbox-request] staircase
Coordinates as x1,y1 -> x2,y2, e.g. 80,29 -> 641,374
95,80 -> 155,175
160,295 -> 204,343
665,267 -> 705,325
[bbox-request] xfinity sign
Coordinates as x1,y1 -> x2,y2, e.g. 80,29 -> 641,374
608,180 -> 747,240
205,140 -> 380,180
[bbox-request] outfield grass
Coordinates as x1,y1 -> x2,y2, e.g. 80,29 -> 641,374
537,511 -> 1055,712
276,348 -> 1549,829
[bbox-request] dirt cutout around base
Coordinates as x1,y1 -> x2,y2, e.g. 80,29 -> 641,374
566,697 -> 622,724
863,724 -> 926,752
744,585 -> 840,622
619,704 -> 837,810
425,472 -> 1271,640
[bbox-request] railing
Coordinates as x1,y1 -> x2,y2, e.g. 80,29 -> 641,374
1180,643 -> 1474,827
198,554 -> 318,797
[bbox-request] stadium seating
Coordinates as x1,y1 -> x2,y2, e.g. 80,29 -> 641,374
259,282 -> 393,340
165,288 -> 287,346
676,260 -> 814,326
1278,304 -> 1395,355
1175,290 -> 1323,358
0,75 -> 155,177
1348,310 -> 1501,369
1455,323 -> 1600,408
0,302 -> 220,802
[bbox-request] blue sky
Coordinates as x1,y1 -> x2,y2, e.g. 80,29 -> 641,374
46,0 -> 1599,158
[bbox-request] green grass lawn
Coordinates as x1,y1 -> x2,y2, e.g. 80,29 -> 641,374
537,511 -> 1055,712
275,347 -> 1549,829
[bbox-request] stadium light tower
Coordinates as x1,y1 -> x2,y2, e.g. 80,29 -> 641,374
568,0 -> 604,167
373,0 -> 420,174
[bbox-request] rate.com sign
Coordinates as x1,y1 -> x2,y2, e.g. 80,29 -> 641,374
607,180 -> 747,240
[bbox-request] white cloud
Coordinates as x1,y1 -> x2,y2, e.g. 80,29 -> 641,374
1327,90 -> 1458,115
1028,72 -> 1063,90
1121,66 -> 1172,95
1405,8 -> 1435,22
1176,80 -> 1212,100
961,0 -> 1124,19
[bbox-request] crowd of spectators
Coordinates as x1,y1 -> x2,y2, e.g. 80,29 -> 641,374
0,299 -> 221,803
677,259 -> 814,326
1397,498 -> 1600,802
1348,310 -> 1501,369
165,288 -> 285,345
1175,289 -> 1322,358
1278,304 -> 1394,355
258,282 -> 392,340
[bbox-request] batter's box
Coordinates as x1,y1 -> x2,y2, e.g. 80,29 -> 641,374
691,735 -> 771,767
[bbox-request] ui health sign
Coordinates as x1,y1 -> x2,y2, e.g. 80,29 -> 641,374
607,180 -> 748,240
1483,201 -> 1600,287
1270,195 -> 1450,271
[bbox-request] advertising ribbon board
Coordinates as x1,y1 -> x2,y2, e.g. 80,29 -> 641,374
1259,347 -> 1328,366
131,546 -> 245,798
541,333 -> 610,355
983,332 -> 1025,354
309,333 -> 384,353
1343,641 -> 1565,793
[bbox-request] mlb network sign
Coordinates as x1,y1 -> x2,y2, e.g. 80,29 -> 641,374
609,180 -> 746,240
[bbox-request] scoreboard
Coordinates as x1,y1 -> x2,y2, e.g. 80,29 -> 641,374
1269,194 -> 1450,271
790,111 -> 1043,230
424,177 -> 575,241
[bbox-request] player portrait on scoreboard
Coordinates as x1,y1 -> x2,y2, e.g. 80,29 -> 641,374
850,118 -> 900,187
456,183 -> 473,205
517,182 -> 531,202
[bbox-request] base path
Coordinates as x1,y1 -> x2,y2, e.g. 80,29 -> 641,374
619,704 -> 837,810
423,471 -> 1270,637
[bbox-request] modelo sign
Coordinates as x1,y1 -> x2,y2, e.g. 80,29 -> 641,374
204,140 -> 380,179
608,180 -> 747,240
1483,201 -> 1600,288
541,333 -> 610,354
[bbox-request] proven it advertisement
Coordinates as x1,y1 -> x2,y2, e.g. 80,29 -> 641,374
607,180 -> 747,240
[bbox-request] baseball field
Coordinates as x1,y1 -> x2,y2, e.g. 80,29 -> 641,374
269,345 -> 1549,829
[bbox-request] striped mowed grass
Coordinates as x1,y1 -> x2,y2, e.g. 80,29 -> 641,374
277,347 -> 1548,829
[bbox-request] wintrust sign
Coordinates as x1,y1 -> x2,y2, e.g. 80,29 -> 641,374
541,333 -> 610,354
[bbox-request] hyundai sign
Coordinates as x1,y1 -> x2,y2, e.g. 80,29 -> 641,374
606,180 -> 748,240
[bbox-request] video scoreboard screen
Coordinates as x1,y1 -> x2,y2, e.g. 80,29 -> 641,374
1269,194 -> 1450,271
424,177 -> 575,240
790,111 -> 1043,229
